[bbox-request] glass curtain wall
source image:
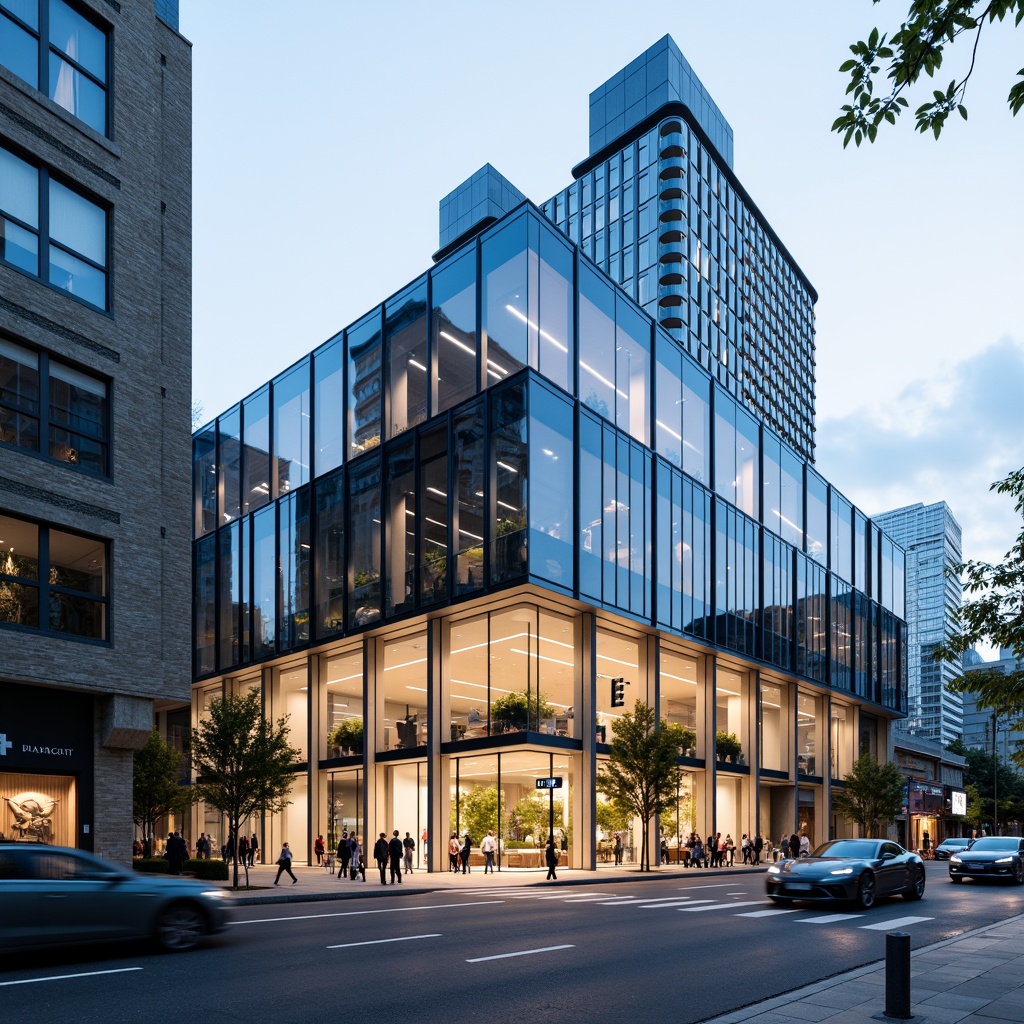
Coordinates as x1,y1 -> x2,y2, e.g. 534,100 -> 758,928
218,405 -> 241,526
759,679 -> 790,773
452,401 -> 485,595
242,387 -> 270,518
379,631 -> 428,751
386,278 -> 428,439
314,469 -> 344,637
528,383 -> 574,589
595,628 -> 646,744
346,310 -> 383,458
272,360 -> 310,496
797,691 -> 823,777
490,383 -> 527,585
321,648 -> 364,760
313,334 -> 345,477
715,667 -> 749,765
432,249 -> 478,413
660,648 -> 703,758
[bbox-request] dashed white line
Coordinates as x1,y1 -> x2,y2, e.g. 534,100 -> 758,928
736,909 -> 799,918
327,933 -> 441,949
0,968 -> 143,988
467,944 -> 575,963
233,901 -> 505,924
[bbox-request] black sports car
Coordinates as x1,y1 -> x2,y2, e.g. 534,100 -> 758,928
949,836 -> 1024,884
765,839 -> 925,909
932,838 -> 972,861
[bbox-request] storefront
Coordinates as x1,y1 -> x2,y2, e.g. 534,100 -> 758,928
0,681 -> 95,850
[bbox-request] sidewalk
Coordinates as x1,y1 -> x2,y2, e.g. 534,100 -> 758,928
697,913 -> 1024,1024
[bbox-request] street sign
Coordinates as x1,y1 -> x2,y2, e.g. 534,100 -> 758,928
535,777 -> 563,789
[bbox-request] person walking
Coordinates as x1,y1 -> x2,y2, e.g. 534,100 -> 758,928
349,834 -> 365,881
691,835 -> 705,868
741,834 -> 751,864
460,833 -> 472,874
337,831 -> 352,879
613,833 -> 623,866
274,841 -> 298,885
752,833 -> 763,866
165,831 -> 187,875
374,832 -> 390,884
790,832 -> 800,860
545,835 -> 558,880
238,833 -> 249,866
724,835 -> 735,866
799,832 -> 811,857
403,831 -> 415,874
249,833 -> 259,866
779,834 -> 790,860
388,830 -> 404,883
314,834 -> 325,866
481,830 -> 497,873
448,832 -> 461,872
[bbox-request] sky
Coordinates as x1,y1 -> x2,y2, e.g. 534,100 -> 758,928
182,0 -> 1023,579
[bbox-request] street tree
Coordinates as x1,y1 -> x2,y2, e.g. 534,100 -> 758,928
190,691 -> 300,888
833,1 -> 1024,146
596,702 -> 683,871
133,729 -> 191,852
938,468 -> 1024,765
831,752 -> 905,837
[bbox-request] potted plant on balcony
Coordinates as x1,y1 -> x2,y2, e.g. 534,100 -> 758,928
490,690 -> 555,733
715,730 -> 742,763
665,723 -> 697,758
328,719 -> 364,756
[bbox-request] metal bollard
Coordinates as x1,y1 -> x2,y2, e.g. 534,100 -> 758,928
885,930 -> 912,1019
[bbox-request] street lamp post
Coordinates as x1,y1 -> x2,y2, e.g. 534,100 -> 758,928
992,713 -> 999,836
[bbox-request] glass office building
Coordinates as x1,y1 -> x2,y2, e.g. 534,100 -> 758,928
190,41 -> 906,870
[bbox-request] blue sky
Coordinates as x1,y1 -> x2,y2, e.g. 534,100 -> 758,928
182,1 -> 1023,573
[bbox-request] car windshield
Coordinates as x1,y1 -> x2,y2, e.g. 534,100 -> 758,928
966,837 -> 1019,852
811,840 -> 880,859
938,839 -> 968,848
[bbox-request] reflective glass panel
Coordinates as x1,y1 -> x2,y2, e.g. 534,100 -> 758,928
313,335 -> 344,477
528,384 -> 574,589
347,455 -> 381,628
419,426 -> 447,607
432,249 -> 477,413
322,648 -> 364,759
661,648 -> 701,758
193,534 -> 215,675
453,401 -> 484,596
386,277 -> 428,438
759,680 -> 789,773
490,383 -> 527,585
483,216 -> 528,379
346,309 -> 382,458
579,264 -> 615,421
380,631 -> 428,751
242,388 -> 270,516
314,470 -> 345,637
252,503 -> 276,658
797,692 -> 822,776
217,521 -> 239,669
0,13 -> 37,90
49,179 -> 104,265
278,487 -> 310,650
384,438 -> 415,617
0,338 -> 40,455
49,0 -> 105,80
218,405 -> 241,525
273,359 -> 310,495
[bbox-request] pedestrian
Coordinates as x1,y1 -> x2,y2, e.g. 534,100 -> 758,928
224,831 -> 235,864
448,832 -> 461,872
724,834 -> 735,866
338,830 -> 352,879
545,835 -> 558,880
238,833 -> 249,866
799,832 -> 811,857
752,833 -> 763,866
403,831 -> 415,874
349,835 -> 365,880
165,831 -> 187,875
613,833 -> 623,866
779,834 -> 790,860
388,830 -> 404,883
481,829 -> 497,873
274,841 -> 298,885
691,836 -> 705,868
374,832 -> 390,884
422,826 -> 428,859
314,834 -> 325,866
790,832 -> 799,861
660,836 -> 670,865
249,833 -> 259,866
460,833 -> 472,874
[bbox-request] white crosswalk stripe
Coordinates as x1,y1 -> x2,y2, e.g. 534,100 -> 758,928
860,916 -> 933,930
736,909 -> 799,918
799,913 -> 863,924
678,900 -> 765,912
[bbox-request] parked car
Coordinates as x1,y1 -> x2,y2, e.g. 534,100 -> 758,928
766,838 -> 925,909
949,836 -> 1024,884
0,844 -> 229,953
932,838 -> 972,861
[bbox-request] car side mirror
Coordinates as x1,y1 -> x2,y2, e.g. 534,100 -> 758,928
881,851 -> 896,861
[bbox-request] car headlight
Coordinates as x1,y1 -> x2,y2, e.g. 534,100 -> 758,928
829,867 -> 854,875
994,857 -> 1015,864
949,855 -> 962,864
201,889 -> 228,899
767,865 -> 780,875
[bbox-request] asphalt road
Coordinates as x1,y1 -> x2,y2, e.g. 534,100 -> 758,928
4,864 -> 1023,1023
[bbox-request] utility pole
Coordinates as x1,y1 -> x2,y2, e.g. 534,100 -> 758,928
992,713 -> 999,836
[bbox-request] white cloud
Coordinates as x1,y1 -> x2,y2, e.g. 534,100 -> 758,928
815,337 -> 1024,566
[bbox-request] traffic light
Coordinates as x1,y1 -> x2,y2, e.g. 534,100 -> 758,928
611,677 -> 627,708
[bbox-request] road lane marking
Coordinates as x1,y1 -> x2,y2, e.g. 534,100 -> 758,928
467,944 -> 575,963
642,899 -> 713,909
736,909 -> 799,918
535,893 -> 609,900
0,968 -> 143,988
677,883 -> 733,890
604,897 -> 702,905
860,916 -> 933,931
678,900 -> 764,912
233,901 -> 505,925
327,934 -> 441,949
800,913 -> 863,924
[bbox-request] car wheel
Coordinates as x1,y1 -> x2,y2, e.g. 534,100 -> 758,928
1013,862 -> 1024,885
855,872 -> 876,909
950,875 -> 963,884
903,868 -> 925,901
156,902 -> 207,952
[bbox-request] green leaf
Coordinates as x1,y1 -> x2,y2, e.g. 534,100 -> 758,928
959,104 -> 968,120
839,58 -> 858,72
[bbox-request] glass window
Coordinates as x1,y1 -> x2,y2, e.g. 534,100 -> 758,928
715,500 -> 758,657
830,702 -> 854,780
797,553 -> 827,683
47,525 -> 105,639
0,145 -> 40,275
780,444 -> 803,549
615,295 -> 649,444
48,0 -> 107,133
347,455 -> 381,628
418,425 -> 448,607
313,334 -> 344,477
273,359 -> 310,495
272,664 -> 308,763
759,680 -> 789,773
217,521 -> 239,670
0,337 -> 40,456
682,359 -> 710,484
596,628 -> 645,745
252,503 -> 276,659
655,330 -> 683,468
322,648 -> 364,759
762,533 -> 794,670
579,412 -> 603,600
48,178 -> 105,307
579,263 -> 616,422
831,575 -> 852,693
536,224 -> 574,393
661,648 -> 702,758
217,405 -> 241,525
386,277 -> 428,438
0,2 -> 38,88
48,358 -> 107,475
529,384 -> 574,589
715,667 -> 749,765
380,631 -> 428,751
314,469 -> 345,637
713,388 -> 736,506
431,249 -> 477,413
242,387 -> 270,517
482,215 -> 528,379
346,309 -> 382,458
735,405 -> 759,520
797,692 -> 822,777
453,401 -> 484,597
830,489 -> 853,583
278,487 -> 310,650
490,383 -> 527,585
0,512 -> 40,629
384,437 -> 415,617
193,533 -> 215,676
806,469 -> 827,563
192,423 -> 216,538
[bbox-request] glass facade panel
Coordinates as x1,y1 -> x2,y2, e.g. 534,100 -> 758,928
490,383 -> 527,585
830,490 -> 853,583
347,309 -> 383,458
419,425 -> 448,607
380,631 -> 427,751
714,388 -> 736,506
452,401 -> 484,596
595,628 -> 645,744
830,575 -> 852,693
192,423 -> 216,538
714,500 -> 758,657
322,648 -> 364,759
806,469 -> 827,563
528,384 -> 574,588
347,455 -> 381,628
536,224 -> 574,393
218,405 -> 241,526
759,679 -> 789,773
384,438 -> 415,617
193,533 -> 215,676
661,647 -> 701,758
273,359 -> 310,496
313,335 -> 344,477
682,359 -> 710,484
314,469 -> 344,636
273,664 -> 308,763
735,405 -> 759,520
278,488 -> 310,650
242,387 -> 270,517
715,667 -> 749,764
217,521 -> 239,670
830,701 -> 854,780
252,503 -> 276,659
431,250 -> 477,413
797,691 -> 822,776
762,533 -> 793,670
482,215 -> 528,379
780,445 -> 803,549
578,264 -> 616,423
47,359 -> 107,475
0,337 -> 40,455
615,295 -> 650,444
797,554 -> 827,683
386,278 -> 428,438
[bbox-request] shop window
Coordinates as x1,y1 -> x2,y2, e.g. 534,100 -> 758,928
0,773 -> 77,846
